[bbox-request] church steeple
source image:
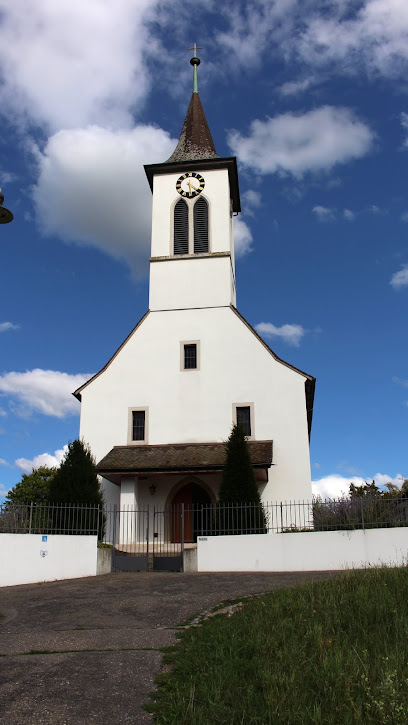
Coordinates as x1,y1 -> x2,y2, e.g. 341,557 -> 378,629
166,48 -> 218,163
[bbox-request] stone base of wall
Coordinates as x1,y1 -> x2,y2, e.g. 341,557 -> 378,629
97,546 -> 113,575
183,546 -> 197,572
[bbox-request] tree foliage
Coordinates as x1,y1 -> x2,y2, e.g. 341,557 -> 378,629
219,424 -> 261,504
217,425 -> 266,534
48,439 -> 103,505
313,478 -> 408,531
5,466 -> 56,504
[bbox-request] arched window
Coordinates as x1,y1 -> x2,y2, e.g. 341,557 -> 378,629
193,197 -> 209,253
173,199 -> 189,255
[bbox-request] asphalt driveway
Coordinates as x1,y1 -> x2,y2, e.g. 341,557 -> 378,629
0,571 -> 337,724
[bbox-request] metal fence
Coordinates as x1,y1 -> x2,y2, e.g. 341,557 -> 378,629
0,502 -> 104,536
1,498 -> 408,539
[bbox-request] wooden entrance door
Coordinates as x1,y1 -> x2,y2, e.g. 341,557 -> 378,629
171,483 -> 212,543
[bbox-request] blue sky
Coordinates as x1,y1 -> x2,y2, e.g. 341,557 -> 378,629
0,0 -> 407,501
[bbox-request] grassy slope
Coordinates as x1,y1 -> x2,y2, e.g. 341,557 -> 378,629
148,568 -> 408,724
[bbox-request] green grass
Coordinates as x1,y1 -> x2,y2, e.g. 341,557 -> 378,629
147,568 -> 408,724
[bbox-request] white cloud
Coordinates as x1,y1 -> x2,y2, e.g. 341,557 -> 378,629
390,264 -> 408,290
312,472 -> 405,499
233,217 -> 253,258
0,483 -> 9,497
255,321 -> 306,347
0,458 -> 10,467
0,1 -> 159,132
297,0 -> 408,79
32,125 -> 176,276
216,0 -> 408,82
343,208 -> 356,221
393,376 -> 408,388
312,475 -> 362,500
15,445 -> 68,474
0,321 -> 19,332
312,205 -> 336,221
0,369 -> 90,418
242,189 -> 262,216
278,76 -> 318,97
228,107 -> 374,178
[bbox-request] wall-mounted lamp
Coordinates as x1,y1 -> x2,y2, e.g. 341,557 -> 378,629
149,483 -> 157,496
0,189 -> 13,224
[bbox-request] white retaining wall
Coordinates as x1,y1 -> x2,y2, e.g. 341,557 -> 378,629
197,528 -> 408,572
0,534 -> 98,587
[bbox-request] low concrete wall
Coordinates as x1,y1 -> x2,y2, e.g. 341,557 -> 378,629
0,534 -> 98,587
183,546 -> 197,572
97,546 -> 113,575
197,528 -> 408,572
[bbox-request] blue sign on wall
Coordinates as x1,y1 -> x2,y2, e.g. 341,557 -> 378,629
42,535 -> 47,542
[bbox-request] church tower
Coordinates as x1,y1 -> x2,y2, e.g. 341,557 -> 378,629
75,51 -> 315,523
144,50 -> 240,312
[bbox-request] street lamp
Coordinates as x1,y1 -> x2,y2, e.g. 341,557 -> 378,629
0,189 -> 13,224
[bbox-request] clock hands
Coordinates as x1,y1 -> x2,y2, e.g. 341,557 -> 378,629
187,178 -> 199,195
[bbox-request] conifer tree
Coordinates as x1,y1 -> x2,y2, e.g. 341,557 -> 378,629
49,439 -> 103,505
48,440 -> 104,536
219,424 -> 260,504
218,424 -> 266,534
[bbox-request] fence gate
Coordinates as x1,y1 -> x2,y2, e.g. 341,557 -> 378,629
110,507 -> 149,572
153,505 -> 184,571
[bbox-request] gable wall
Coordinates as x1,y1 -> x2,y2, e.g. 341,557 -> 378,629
79,307 -> 312,502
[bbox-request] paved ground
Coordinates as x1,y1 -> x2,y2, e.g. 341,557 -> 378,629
0,571 -> 338,724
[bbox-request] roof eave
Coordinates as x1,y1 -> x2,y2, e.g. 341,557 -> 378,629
230,305 -> 316,438
144,157 -> 241,213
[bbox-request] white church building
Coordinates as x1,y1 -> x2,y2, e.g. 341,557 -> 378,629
74,53 -> 315,539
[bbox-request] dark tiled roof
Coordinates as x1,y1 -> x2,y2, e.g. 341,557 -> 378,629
166,93 -> 218,163
97,440 -> 273,474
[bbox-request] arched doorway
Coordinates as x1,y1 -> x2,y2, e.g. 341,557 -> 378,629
171,482 -> 212,543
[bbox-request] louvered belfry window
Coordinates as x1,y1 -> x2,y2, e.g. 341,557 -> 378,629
174,199 -> 189,254
193,197 -> 209,253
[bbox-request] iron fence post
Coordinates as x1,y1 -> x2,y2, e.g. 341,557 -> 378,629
181,503 -> 184,566
28,501 -> 33,535
112,504 -> 118,549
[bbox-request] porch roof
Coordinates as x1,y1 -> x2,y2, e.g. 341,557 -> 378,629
96,440 -> 273,482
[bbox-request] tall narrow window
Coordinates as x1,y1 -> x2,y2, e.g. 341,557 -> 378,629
174,199 -> 189,254
236,406 -> 251,437
132,410 -> 146,441
193,197 -> 209,253
184,343 -> 197,369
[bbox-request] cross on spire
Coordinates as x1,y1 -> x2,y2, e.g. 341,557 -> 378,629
188,43 -> 202,58
188,43 -> 202,93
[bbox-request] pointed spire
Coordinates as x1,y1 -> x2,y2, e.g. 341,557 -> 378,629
166,47 -> 218,164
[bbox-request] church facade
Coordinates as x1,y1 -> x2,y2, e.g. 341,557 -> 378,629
74,55 -> 315,520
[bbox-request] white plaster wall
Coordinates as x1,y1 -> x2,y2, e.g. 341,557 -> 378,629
151,169 -> 232,258
101,477 -> 120,508
80,305 -> 312,503
149,255 -> 234,310
0,535 -> 98,587
197,528 -> 408,572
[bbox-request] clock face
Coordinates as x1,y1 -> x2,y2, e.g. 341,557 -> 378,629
176,172 -> 205,199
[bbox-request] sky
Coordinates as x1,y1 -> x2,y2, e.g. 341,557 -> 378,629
0,0 -> 407,501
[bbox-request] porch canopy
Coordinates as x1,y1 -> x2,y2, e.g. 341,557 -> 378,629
96,440 -> 273,485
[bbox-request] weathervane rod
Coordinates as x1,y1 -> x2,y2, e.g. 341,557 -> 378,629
188,42 -> 202,93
